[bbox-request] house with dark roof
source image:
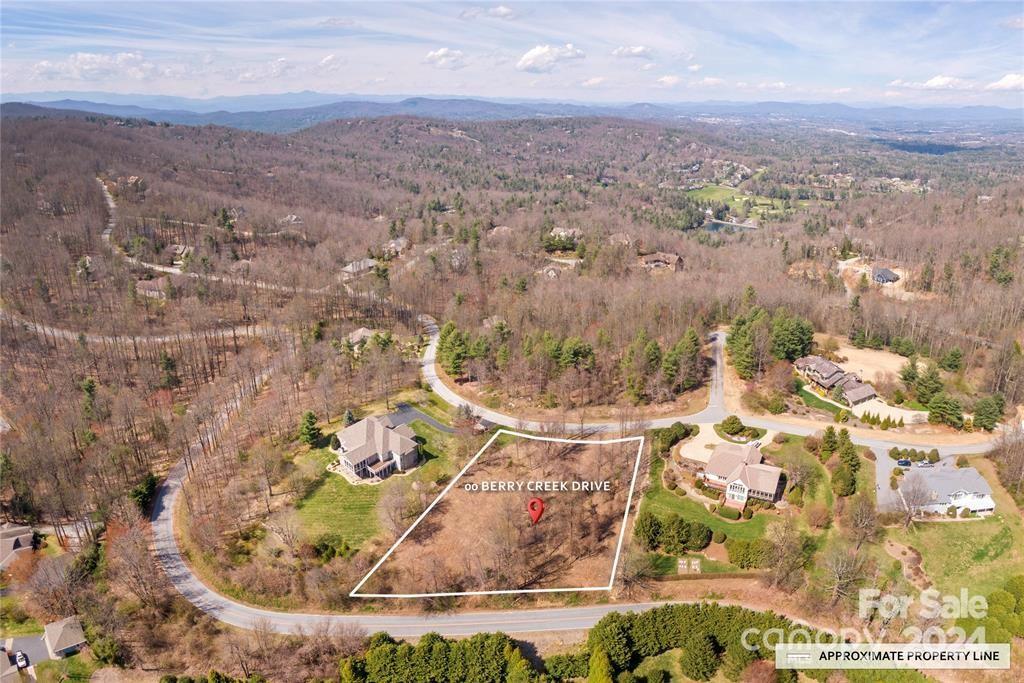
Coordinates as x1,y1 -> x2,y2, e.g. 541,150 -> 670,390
330,416 -> 419,480
700,443 -> 783,508
873,267 -> 900,284
794,355 -> 877,407
44,616 -> 87,659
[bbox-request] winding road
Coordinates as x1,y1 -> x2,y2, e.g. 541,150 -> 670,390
16,177 -> 1007,637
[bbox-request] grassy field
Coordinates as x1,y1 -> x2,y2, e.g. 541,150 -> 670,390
764,434 -> 833,512
712,423 -> 767,444
0,593 -> 43,636
34,652 -> 99,682
686,184 -> 795,220
294,419 -> 451,549
641,457 -> 770,542
885,458 -> 1024,595
799,387 -> 843,416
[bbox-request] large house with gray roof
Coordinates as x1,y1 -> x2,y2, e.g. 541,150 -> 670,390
795,355 -> 877,407
700,443 -> 783,508
908,467 -> 996,516
330,416 -> 419,480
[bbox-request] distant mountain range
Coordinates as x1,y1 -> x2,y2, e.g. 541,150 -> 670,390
2,93 -> 1021,133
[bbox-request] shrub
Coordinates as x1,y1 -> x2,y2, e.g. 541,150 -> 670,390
679,634 -> 720,682
767,395 -> 786,414
960,508 -> 973,518
718,506 -> 741,521
956,455 -> 969,468
545,651 -> 589,680
633,511 -> 662,551
712,530 -> 726,544
947,506 -> 957,517
665,480 -> 677,491
725,538 -> 771,568
720,415 -> 744,435
129,472 -> 160,512
741,508 -> 753,520
785,486 -> 803,507
927,450 -> 940,464
330,433 -> 341,450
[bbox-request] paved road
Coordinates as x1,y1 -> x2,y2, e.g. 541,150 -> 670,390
42,174 -> 1006,636
387,403 -> 455,434
419,317 -> 729,433
420,317 -> 995,456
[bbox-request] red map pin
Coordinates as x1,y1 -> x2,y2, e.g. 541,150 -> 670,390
527,497 -> 545,525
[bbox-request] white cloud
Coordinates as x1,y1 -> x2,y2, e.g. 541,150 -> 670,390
33,51 -> 159,81
319,17 -> 355,27
889,75 -> 973,90
832,87 -> 852,94
612,45 -> 653,59
985,73 -> 1024,90
489,5 -> 515,19
237,57 -> 292,83
515,43 -> 584,72
640,63 -> 656,72
317,54 -> 343,73
696,76 -> 725,87
656,75 -> 680,87
581,76 -> 606,87
687,64 -> 702,72
425,47 -> 467,70
758,81 -> 788,90
461,5 -> 516,20
1002,16 -> 1024,29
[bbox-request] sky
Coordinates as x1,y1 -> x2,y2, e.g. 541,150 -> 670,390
1,1 -> 1022,107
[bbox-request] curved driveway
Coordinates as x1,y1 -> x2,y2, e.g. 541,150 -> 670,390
44,177 -> 1009,636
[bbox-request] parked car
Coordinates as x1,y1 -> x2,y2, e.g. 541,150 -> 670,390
897,459 -> 912,468
14,651 -> 28,669
916,462 -> 934,468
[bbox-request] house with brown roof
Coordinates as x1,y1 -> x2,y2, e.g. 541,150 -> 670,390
44,616 -> 86,659
794,355 -> 877,407
330,416 -> 419,480
700,443 -> 783,508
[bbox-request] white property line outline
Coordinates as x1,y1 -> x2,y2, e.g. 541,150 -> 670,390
350,429 -> 646,598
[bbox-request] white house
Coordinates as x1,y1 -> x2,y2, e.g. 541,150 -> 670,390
908,467 -> 996,516
700,443 -> 783,508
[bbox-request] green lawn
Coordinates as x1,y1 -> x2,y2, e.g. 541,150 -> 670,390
712,423 -> 767,444
0,593 -> 43,636
764,435 -> 833,514
885,460 -> 1024,595
34,652 -> 99,682
632,649 -> 687,682
641,458 -> 770,542
294,419 -> 451,550
799,387 -> 843,416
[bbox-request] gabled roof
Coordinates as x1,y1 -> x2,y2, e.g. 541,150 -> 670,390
920,467 -> 993,504
342,257 -> 378,274
334,416 -> 417,467
705,443 -> 782,494
44,616 -> 86,653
